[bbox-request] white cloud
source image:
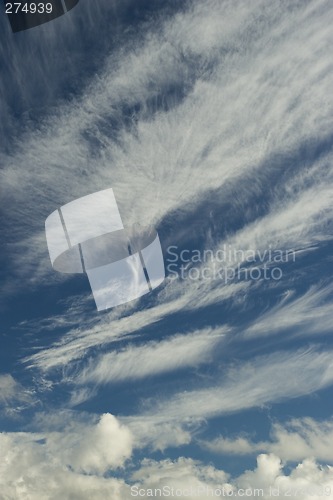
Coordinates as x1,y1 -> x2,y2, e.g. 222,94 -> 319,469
131,457 -> 230,499
21,155 -> 333,378
124,416 -> 202,452
146,349 -> 333,420
72,327 -> 227,385
236,454 -> 333,500
24,278 -> 242,372
244,284 -> 333,339
0,374 -> 20,404
2,0 -> 333,298
1,415 -> 333,499
2,0 -> 333,497
0,413 -> 133,499
202,418 -> 333,463
2,0 -> 332,402
0,374 -> 34,415
127,454 -> 333,500
64,413 -> 133,474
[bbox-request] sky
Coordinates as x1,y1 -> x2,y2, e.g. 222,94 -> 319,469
1,0 -> 333,498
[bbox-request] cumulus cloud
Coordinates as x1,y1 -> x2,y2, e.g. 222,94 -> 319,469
0,413 -> 133,499
131,457 -> 230,499
1,414 -> 333,499
131,455 -> 333,500
63,413 -> 133,474
236,454 -> 333,500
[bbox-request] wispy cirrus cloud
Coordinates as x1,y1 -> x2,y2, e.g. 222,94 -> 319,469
201,417 -> 333,463
70,327 -> 227,385
244,283 -> 333,339
0,374 -> 35,416
1,0 -> 333,300
145,349 -> 333,420
2,0 -> 333,497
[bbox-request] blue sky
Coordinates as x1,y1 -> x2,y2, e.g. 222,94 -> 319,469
1,0 -> 333,498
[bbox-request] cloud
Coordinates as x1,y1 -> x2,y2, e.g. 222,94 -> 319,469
146,349 -> 333,420
0,374 -> 35,415
131,455 -> 333,499
1,413 -> 333,499
71,327 -> 227,385
1,1 -> 333,498
23,277 -> 242,372
244,283 -> 333,339
21,154 -> 333,377
202,417 -> 333,464
3,1 -> 333,413
2,0 -> 333,299
236,454 -> 333,499
131,457 -> 230,498
0,374 -> 21,404
124,416 -> 203,453
0,413 -> 133,499
64,413 -> 133,474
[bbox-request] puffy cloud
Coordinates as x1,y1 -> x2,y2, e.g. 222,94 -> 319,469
237,454 -> 333,500
130,457 -> 230,499
63,413 -> 133,474
1,416 -> 333,499
128,454 -> 333,500
0,413 -> 133,499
